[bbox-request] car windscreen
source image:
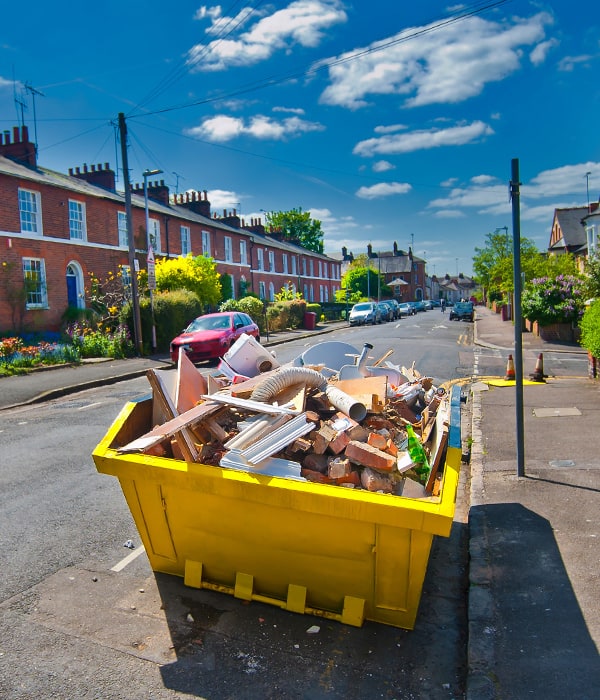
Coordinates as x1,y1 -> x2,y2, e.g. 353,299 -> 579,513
186,316 -> 231,332
352,303 -> 371,311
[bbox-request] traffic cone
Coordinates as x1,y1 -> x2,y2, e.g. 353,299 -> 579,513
530,353 -> 546,382
504,354 -> 516,381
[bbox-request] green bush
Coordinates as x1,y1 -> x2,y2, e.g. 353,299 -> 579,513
219,296 -> 266,332
580,300 -> 600,358
122,289 -> 204,353
306,302 -> 321,317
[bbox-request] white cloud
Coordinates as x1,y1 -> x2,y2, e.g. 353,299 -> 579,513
318,12 -> 553,109
471,174 -> 497,185
426,161 -> 600,221
433,209 -> 466,219
185,113 -> 324,142
205,188 -> 243,209
372,160 -> 395,173
530,38 -> 559,65
524,162 -> 600,199
356,182 -> 411,199
272,106 -> 305,114
558,53 -> 597,72
353,121 -> 493,157
188,0 -> 347,71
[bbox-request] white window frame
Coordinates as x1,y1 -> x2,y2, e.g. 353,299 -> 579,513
224,236 -> 233,263
259,281 -> 266,299
318,261 -> 322,278
268,250 -> 275,272
180,225 -> 191,256
23,257 -> 48,308
309,259 -> 314,277
291,256 -> 297,276
240,240 -> 248,266
257,249 -> 264,271
202,230 -> 211,257
586,224 -> 598,257
117,211 -> 128,247
282,254 -> 288,275
68,199 -> 86,241
18,188 -> 42,235
268,281 -> 275,301
302,259 -> 307,276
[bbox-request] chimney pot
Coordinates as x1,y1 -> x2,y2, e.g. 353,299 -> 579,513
91,164 -> 96,172
13,126 -> 19,142
68,168 -> 73,176
83,163 -> 88,173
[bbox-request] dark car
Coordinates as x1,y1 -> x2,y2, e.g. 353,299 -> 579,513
378,301 -> 395,322
170,311 -> 260,363
384,299 -> 402,319
449,301 -> 474,322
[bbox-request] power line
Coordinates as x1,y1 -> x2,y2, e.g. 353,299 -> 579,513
129,0 -> 511,120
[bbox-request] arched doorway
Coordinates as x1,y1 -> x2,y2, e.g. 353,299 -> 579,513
66,262 -> 84,308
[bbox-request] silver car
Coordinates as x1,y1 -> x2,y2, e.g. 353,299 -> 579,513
348,302 -> 381,325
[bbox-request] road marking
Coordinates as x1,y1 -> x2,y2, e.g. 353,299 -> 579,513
111,544 -> 146,572
78,401 -> 103,411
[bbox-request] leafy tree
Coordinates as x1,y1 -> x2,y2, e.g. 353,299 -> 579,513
340,266 -> 390,300
155,255 -> 221,306
265,208 -> 324,253
473,231 -> 566,301
583,254 -> 600,299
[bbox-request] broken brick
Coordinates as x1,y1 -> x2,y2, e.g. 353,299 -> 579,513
367,432 -> 388,450
345,440 -> 396,473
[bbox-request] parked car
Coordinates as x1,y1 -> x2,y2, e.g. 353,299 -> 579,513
384,298 -> 402,319
398,302 -> 416,316
449,301 -> 475,322
423,300 -> 434,310
348,301 -> 381,325
170,311 -> 260,363
378,301 -> 395,322
413,300 -> 426,312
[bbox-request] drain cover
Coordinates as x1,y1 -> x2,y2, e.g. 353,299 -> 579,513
533,407 -> 581,418
549,460 -> 576,468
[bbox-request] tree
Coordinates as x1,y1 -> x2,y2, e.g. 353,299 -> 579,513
155,255 -> 221,306
583,254 -> 600,299
473,231 -> 553,301
265,208 -> 324,253
340,266 -> 390,300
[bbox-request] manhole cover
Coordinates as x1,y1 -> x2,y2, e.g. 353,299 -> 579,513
533,407 -> 581,418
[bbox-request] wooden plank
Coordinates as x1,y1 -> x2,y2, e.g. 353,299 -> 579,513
175,350 -> 207,413
334,376 -> 387,412
146,370 -> 199,462
425,428 -> 448,494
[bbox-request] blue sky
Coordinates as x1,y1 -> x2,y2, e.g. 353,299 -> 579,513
1,0 -> 597,277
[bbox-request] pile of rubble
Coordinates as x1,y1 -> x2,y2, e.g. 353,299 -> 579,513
117,335 -> 451,499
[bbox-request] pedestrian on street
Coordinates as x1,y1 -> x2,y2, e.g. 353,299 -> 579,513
441,299 -> 446,313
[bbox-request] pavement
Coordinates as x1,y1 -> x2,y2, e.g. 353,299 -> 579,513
1,310 -> 599,698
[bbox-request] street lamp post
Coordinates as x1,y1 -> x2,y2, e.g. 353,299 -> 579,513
143,168 -> 163,352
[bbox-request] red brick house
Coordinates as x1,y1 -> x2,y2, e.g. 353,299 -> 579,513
0,125 -> 341,334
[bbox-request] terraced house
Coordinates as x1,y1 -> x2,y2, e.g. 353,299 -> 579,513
0,125 -> 341,334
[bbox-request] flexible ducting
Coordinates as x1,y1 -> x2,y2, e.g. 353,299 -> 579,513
249,366 -> 367,422
249,367 -> 327,403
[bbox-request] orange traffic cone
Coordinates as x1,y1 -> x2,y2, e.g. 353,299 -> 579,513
504,354 -> 516,381
530,353 -> 546,382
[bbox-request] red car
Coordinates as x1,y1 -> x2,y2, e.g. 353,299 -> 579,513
170,311 -> 260,364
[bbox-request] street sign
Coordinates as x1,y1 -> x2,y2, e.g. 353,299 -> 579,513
147,246 -> 156,290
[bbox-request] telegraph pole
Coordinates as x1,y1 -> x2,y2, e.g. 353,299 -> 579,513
510,158 -> 525,477
118,113 -> 143,355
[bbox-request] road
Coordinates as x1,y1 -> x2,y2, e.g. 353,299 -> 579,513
0,312 -> 587,699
